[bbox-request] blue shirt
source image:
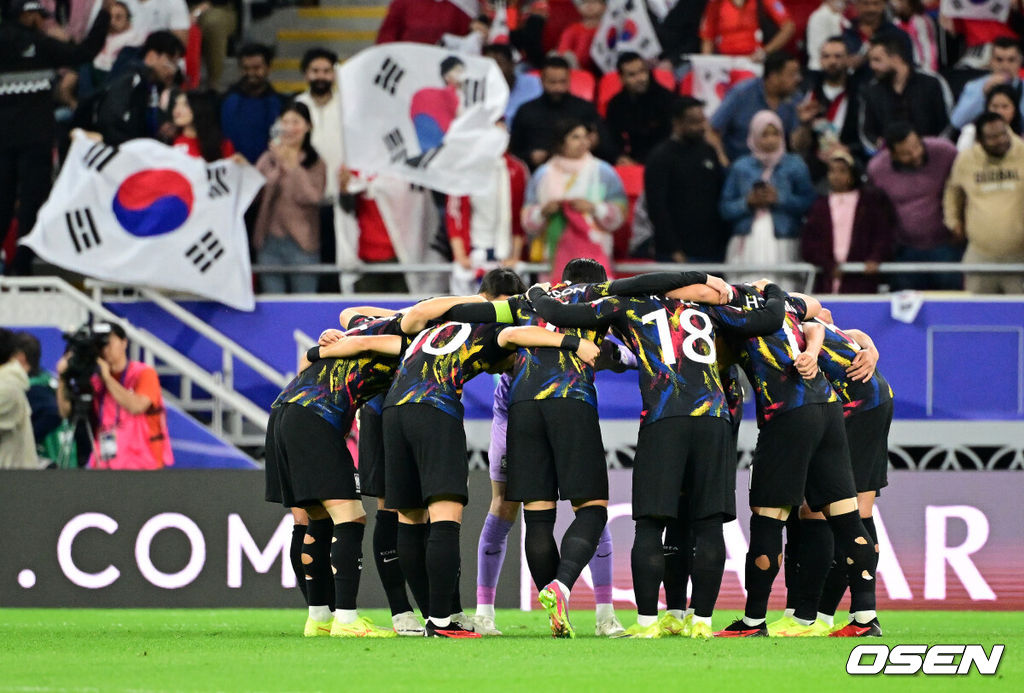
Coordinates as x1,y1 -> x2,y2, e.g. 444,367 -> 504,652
220,86 -> 283,165
719,153 -> 816,239
710,77 -> 800,162
506,72 -> 542,124
951,75 -> 1024,130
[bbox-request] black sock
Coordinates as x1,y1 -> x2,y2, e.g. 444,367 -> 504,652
451,566 -> 463,615
302,518 -> 334,609
793,518 -> 834,622
290,524 -> 308,604
331,521 -> 364,611
818,533 -> 849,618
690,515 -> 726,619
555,505 -> 607,591
783,514 -> 800,611
397,523 -> 430,618
373,510 -> 412,615
861,516 -> 878,546
744,514 -> 785,621
426,521 -> 461,622
827,511 -> 879,616
662,509 -> 691,612
523,508 -> 559,590
631,517 -> 666,618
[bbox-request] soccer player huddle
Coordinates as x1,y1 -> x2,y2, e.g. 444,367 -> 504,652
265,258 -> 892,640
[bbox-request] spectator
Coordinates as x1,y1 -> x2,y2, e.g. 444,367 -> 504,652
376,0 -> 471,45
950,37 -> 1024,132
557,0 -> 604,73
522,118 -> 626,278
805,0 -> 847,72
11,332 -> 63,466
867,121 -> 961,291
890,0 -> 938,73
122,0 -> 190,46
483,42 -> 542,125
710,51 -> 802,164
841,0 -> 912,76
55,322 -> 173,469
0,328 -> 38,469
605,52 -> 675,165
446,142 -> 529,295
657,0 -> 709,66
859,34 -> 951,153
509,55 -> 615,169
944,112 -> 1024,294
192,0 -> 237,90
221,43 -> 283,165
0,0 -> 111,276
957,84 -> 1023,151
85,1 -> 145,92
644,96 -> 730,263
253,102 -> 327,294
721,110 -> 816,288
337,170 -> 413,294
801,150 -> 896,293
699,0 -> 795,60
171,89 -> 235,160
74,30 -> 185,145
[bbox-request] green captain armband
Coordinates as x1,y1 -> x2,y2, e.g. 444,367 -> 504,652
494,300 -> 514,324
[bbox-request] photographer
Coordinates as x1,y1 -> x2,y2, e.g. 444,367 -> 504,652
56,322 -> 173,470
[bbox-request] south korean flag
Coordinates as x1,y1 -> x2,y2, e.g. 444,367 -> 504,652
940,0 -> 1010,22
338,42 -> 509,195
21,132 -> 264,310
590,0 -> 663,74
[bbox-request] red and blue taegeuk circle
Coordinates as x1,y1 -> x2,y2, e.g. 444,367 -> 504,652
112,169 -> 194,237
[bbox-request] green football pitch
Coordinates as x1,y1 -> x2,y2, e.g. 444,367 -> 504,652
0,609 -> 1019,692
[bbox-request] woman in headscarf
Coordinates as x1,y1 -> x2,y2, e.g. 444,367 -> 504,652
721,109 -> 816,289
521,118 -> 627,279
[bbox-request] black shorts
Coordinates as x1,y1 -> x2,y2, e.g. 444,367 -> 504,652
505,399 -> 608,503
263,404 -> 359,508
358,407 -> 386,498
748,402 -> 856,512
632,416 -> 736,522
383,404 -> 469,510
845,399 -> 893,495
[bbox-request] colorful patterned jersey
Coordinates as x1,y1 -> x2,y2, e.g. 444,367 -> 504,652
506,281 -> 612,408
383,321 -> 513,420
346,313 -> 405,415
815,320 -> 893,416
729,287 -> 838,426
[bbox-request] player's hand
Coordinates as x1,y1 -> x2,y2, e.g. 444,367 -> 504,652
846,348 -> 878,382
750,278 -> 773,292
318,329 -> 345,346
704,274 -> 732,304
818,307 -> 833,324
529,282 -> 551,293
794,352 -> 818,379
576,339 -> 600,366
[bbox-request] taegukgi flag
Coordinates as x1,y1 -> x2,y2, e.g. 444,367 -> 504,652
590,0 -> 663,74
338,42 -> 509,195
940,0 -> 1010,22
681,54 -> 762,116
21,131 -> 263,310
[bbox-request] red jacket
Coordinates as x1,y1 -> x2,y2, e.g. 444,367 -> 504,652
376,0 -> 471,44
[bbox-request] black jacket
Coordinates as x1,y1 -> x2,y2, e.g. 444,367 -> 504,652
74,62 -> 165,146
860,70 -> 950,151
509,92 -> 616,168
0,10 -> 110,143
605,81 -> 675,164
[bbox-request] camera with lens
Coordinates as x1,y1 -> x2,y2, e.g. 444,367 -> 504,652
61,322 -> 113,402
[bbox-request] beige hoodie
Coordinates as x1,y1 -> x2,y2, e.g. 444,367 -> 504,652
943,135 -> 1024,258
0,359 -> 39,469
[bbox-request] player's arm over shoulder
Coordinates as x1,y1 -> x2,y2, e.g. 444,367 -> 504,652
400,295 -> 486,334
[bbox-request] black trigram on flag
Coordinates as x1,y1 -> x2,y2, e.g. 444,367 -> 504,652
207,164 -> 230,198
185,230 -> 224,273
461,78 -> 486,107
374,57 -> 405,95
383,128 -> 407,163
65,208 -> 101,253
83,142 -> 118,172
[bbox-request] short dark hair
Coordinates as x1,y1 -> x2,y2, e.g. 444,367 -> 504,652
562,258 -> 608,283
869,34 -> 912,65
551,117 -> 589,151
671,96 -> 704,120
975,110 -> 1008,133
12,332 -> 41,374
440,56 -> 465,78
300,47 -> 337,73
823,35 -> 848,51
882,121 -> 917,150
143,30 -> 185,59
483,43 -> 513,62
541,55 -> 571,72
992,36 -> 1022,54
480,268 -> 526,298
615,51 -> 644,73
238,42 -> 274,65
763,51 -> 797,78
0,328 -> 15,364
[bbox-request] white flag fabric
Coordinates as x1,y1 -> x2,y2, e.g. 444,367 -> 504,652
590,0 -> 663,74
22,132 -> 262,311
338,42 -> 509,195
647,0 -> 678,22
448,0 -> 480,19
939,0 -> 1010,22
488,0 -> 511,44
681,54 -> 762,116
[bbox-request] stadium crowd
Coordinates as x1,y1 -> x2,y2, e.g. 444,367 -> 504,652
2,0 -> 1024,293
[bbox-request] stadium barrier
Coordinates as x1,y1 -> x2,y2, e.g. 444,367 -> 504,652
1,470 -> 1020,611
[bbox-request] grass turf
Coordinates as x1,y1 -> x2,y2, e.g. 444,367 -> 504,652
0,609 -> 1019,692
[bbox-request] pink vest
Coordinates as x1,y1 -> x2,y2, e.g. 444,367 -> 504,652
88,362 -> 173,470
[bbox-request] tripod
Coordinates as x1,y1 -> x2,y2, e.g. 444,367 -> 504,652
56,391 -> 95,470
